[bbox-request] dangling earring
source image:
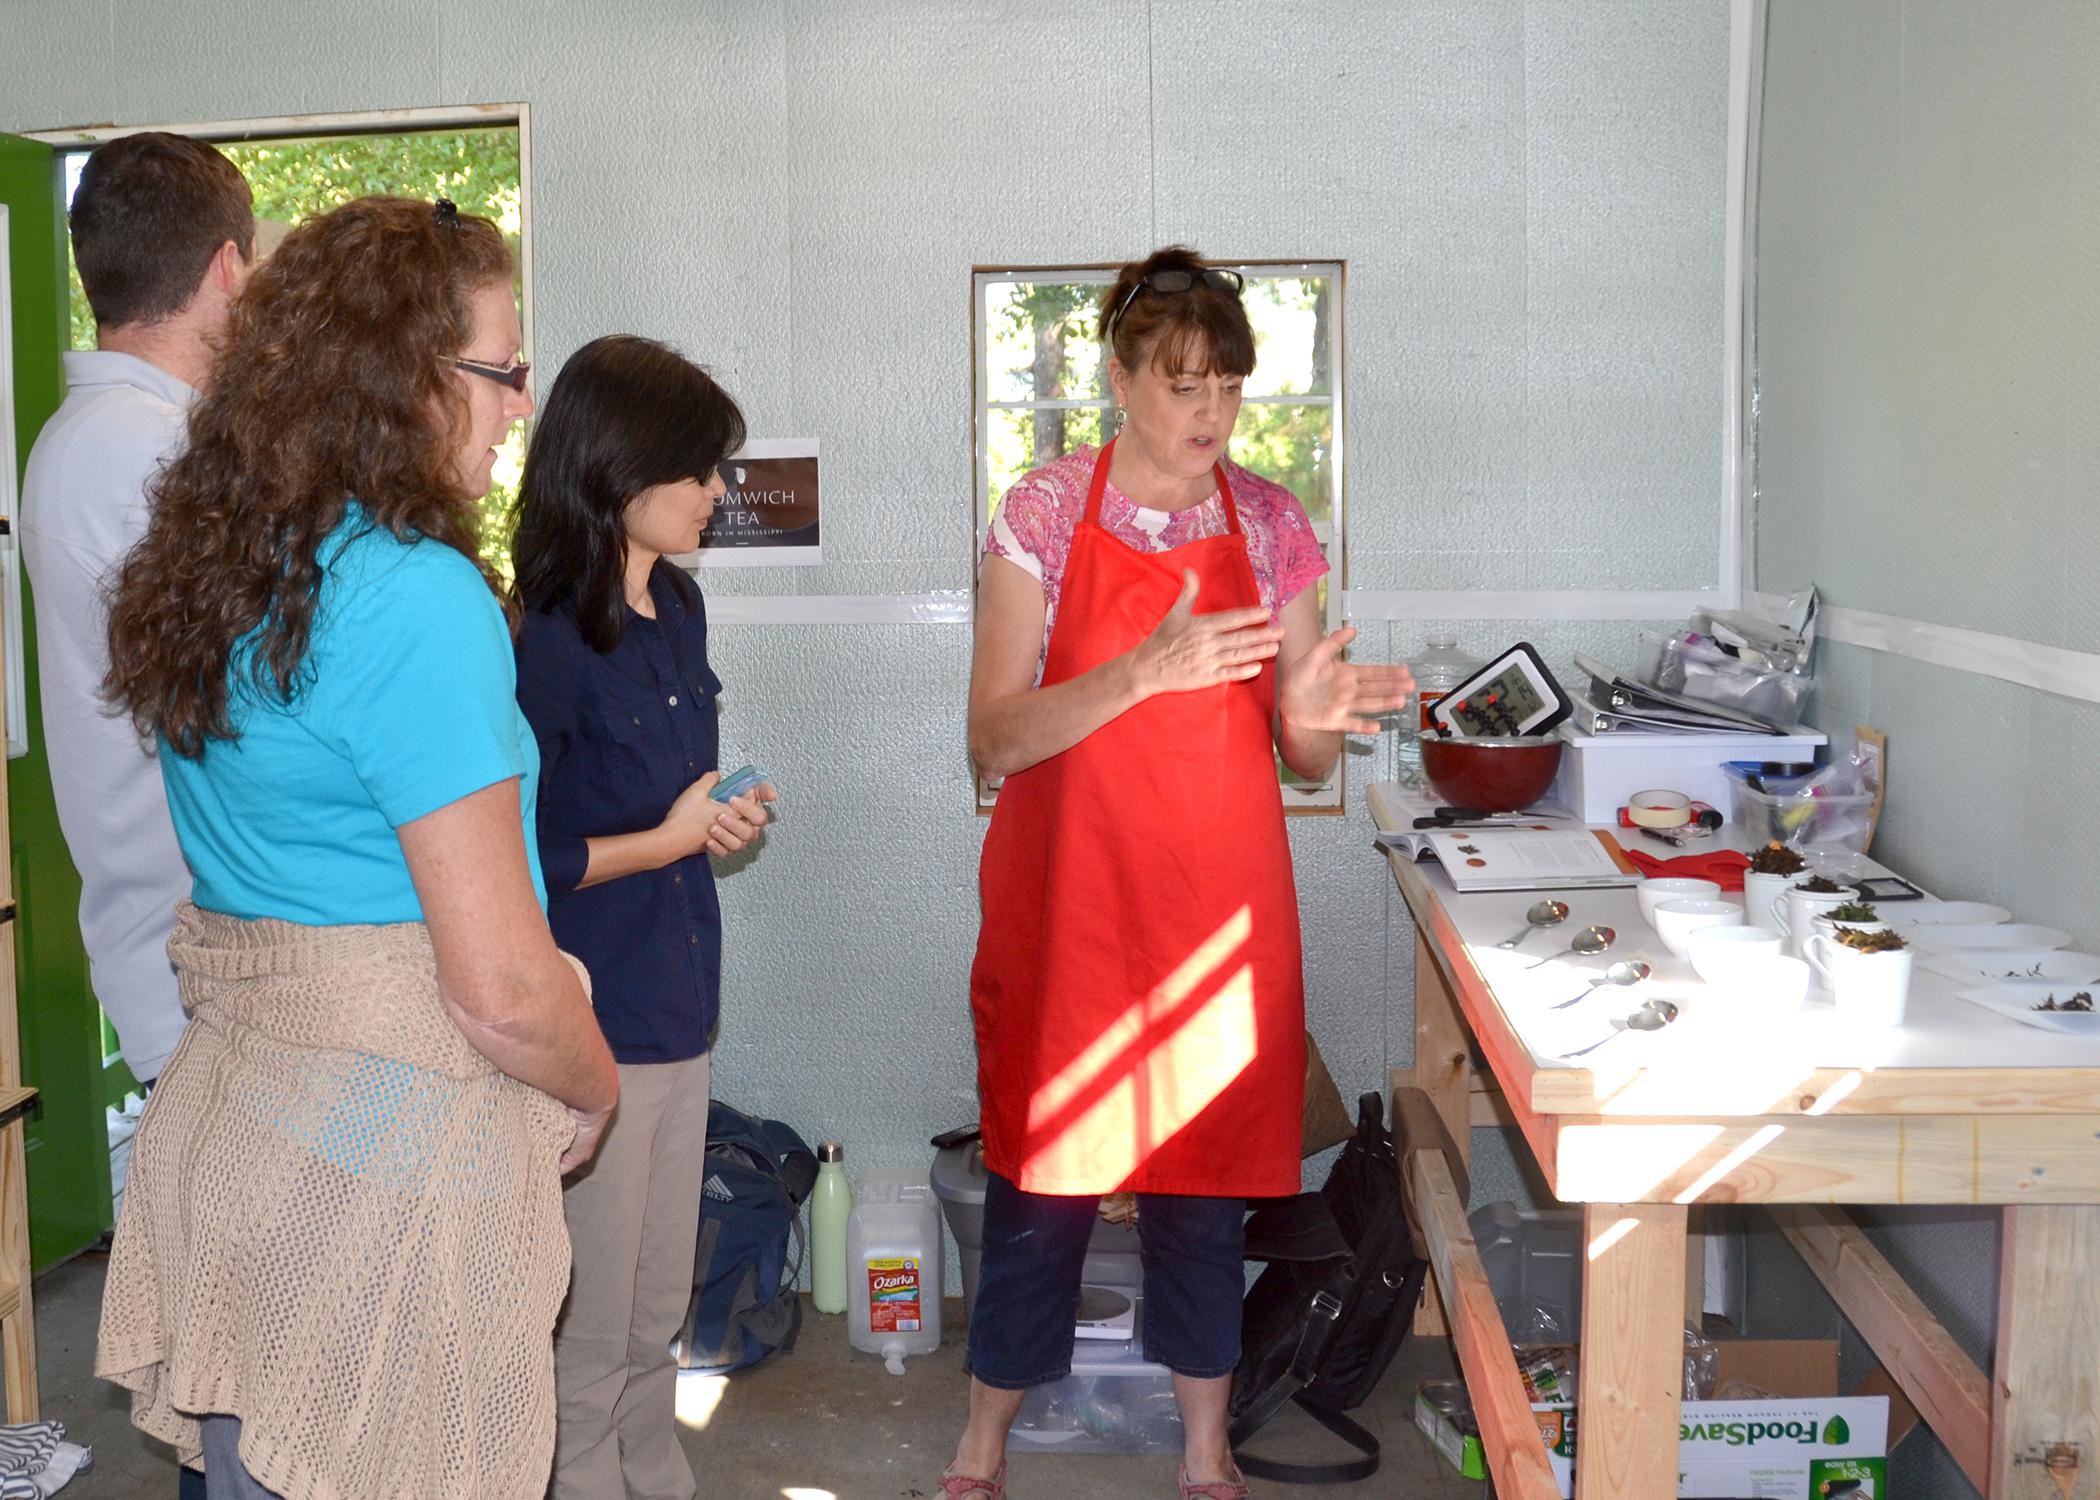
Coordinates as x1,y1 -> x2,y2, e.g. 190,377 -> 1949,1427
1112,406 -> 1125,424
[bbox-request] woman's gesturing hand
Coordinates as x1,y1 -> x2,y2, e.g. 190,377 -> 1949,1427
1280,624 -> 1415,735
1130,569 -> 1284,697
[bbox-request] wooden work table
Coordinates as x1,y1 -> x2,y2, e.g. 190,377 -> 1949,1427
1382,839 -> 2100,1500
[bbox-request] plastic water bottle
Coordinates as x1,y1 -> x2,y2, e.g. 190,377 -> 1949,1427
845,1170 -> 944,1374
810,1141 -> 851,1315
1396,634 -> 1480,786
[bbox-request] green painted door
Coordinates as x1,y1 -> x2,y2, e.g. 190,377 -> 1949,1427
1,132 -> 117,1270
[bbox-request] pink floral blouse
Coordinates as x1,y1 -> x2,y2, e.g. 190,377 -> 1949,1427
984,446 -> 1328,674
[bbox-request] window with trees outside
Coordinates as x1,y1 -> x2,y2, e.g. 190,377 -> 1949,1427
63,118 -> 526,1098
972,263 -> 1344,811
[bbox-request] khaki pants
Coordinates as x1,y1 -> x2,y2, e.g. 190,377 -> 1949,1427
551,1052 -> 711,1500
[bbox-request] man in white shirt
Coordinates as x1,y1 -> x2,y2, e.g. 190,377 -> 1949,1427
21,133 -> 254,1087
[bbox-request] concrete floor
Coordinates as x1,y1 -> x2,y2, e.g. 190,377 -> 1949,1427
36,1252 -> 1478,1498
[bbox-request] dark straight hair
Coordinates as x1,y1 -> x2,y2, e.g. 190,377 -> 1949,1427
74,132 -> 255,330
511,335 -> 748,653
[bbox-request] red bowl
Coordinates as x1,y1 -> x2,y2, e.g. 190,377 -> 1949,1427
1419,734 -> 1565,812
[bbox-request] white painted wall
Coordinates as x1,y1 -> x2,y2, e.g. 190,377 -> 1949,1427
2,0 -> 1731,1221
1749,5 -> 2100,1497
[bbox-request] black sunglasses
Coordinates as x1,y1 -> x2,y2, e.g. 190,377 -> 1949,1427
453,357 -> 532,392
1106,267 -> 1246,344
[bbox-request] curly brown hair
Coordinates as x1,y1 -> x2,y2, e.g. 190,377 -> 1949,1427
106,196 -> 515,758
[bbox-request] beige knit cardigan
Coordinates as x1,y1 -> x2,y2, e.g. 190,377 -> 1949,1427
98,902 -> 580,1499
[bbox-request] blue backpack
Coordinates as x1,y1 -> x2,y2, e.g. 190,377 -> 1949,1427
673,1101 -> 819,1376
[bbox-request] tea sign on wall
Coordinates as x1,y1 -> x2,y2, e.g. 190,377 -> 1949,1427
688,438 -> 820,568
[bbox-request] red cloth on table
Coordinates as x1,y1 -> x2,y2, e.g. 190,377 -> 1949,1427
1625,847 -> 1751,891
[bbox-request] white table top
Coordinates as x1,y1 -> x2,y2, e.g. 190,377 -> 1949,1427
1404,852 -> 2100,1080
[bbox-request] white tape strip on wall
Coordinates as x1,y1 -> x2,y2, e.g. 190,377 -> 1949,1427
1750,592 -> 2100,708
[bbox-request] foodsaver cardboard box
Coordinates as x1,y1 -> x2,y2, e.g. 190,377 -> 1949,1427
1422,1341 -> 1890,1498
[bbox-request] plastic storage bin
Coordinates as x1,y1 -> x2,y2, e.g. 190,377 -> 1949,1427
1008,1304 -> 1182,1455
1551,726 -> 1826,825
929,1140 -> 1142,1319
931,1140 -> 1175,1453
1728,779 -> 1876,856
1471,1202 -> 1583,1344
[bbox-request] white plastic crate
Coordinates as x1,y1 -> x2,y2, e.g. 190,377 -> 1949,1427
1551,725 -> 1826,826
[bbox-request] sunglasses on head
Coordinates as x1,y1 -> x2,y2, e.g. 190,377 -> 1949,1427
1106,267 -> 1245,344
453,357 -> 531,391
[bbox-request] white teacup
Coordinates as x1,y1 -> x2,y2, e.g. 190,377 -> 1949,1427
1806,935 -> 1914,1028
1741,870 -> 1792,932
1638,877 -> 1722,931
1773,884 -> 1855,959
1812,912 -> 1889,945
1689,925 -> 1786,990
1653,898 -> 1744,958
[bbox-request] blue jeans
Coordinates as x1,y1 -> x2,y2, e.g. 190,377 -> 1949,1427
201,1417 -> 283,1500
965,1171 -> 1245,1389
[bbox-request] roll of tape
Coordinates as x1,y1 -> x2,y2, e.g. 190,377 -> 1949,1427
1625,789 -> 1693,829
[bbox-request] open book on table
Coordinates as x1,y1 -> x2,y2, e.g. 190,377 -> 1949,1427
1367,781 -> 1640,893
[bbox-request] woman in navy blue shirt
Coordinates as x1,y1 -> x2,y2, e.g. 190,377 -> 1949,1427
511,335 -> 774,1500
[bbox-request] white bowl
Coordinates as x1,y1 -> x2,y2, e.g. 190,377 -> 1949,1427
1653,898 -> 1744,958
1745,954 -> 1813,1010
1689,925 -> 1786,990
1638,877 -> 1722,930
1910,923 -> 2072,953
1882,900 -> 2012,927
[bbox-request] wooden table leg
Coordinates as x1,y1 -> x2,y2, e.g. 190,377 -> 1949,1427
1577,1202 -> 1686,1500
1412,931 -> 1472,1337
0,1111 -> 34,1421
1684,1204 -> 1705,1328
1991,1204 -> 2100,1498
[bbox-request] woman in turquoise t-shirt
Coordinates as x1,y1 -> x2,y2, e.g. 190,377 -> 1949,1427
96,198 -> 616,1500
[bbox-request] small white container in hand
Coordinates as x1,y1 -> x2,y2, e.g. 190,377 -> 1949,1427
1653,898 -> 1743,958
1638,878 -> 1722,931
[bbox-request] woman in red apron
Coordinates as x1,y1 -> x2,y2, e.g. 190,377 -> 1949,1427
945,249 -> 1412,1500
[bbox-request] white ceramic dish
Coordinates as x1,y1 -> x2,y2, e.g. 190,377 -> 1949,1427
1688,926 -> 1785,990
1637,877 -> 1722,930
1652,898 -> 1743,959
1909,923 -> 2073,953
1954,982 -> 2100,1036
1921,949 -> 2100,983
1882,900 -> 2012,927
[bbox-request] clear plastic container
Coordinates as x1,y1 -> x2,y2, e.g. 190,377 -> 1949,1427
1396,634 -> 1479,787
845,1170 -> 944,1373
1009,1304 -> 1183,1454
1728,781 -> 1876,859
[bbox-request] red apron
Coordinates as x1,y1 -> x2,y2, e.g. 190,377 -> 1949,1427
971,440 -> 1305,1198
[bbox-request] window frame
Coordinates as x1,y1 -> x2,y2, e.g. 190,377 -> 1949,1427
970,260 -> 1347,812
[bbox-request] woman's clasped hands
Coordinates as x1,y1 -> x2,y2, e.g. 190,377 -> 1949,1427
660,772 -> 778,859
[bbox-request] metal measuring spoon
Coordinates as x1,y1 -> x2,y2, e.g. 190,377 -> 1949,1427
1557,998 -> 1681,1059
1494,900 -> 1571,950
1550,959 -> 1653,1010
1565,925 -> 1615,958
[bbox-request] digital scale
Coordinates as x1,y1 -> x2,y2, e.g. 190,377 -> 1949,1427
1429,641 -> 1574,739
1073,1284 -> 1137,1340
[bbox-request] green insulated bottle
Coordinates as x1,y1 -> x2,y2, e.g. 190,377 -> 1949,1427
811,1141 -> 852,1314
